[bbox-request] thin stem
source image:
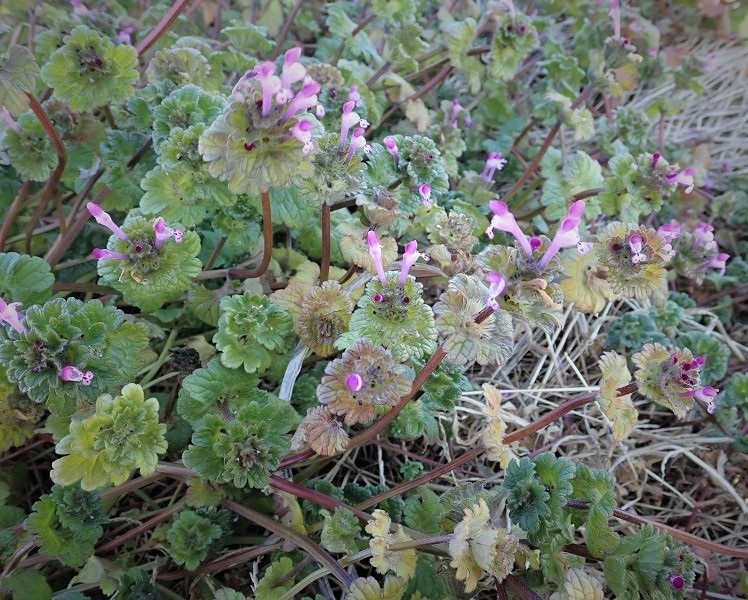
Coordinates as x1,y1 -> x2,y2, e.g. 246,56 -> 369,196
329,13 -> 376,65
370,65 -> 453,136
140,327 -> 180,385
505,574 -> 543,600
269,474 -> 371,521
24,93 -> 67,253
565,500 -> 748,560
337,263 -> 357,284
0,434 -> 53,465
203,235 -> 227,272
44,139 -> 152,266
222,499 -> 354,589
51,281 -> 117,295
135,0 -> 192,56
228,189 -> 273,279
0,180 -> 32,251
271,0 -> 307,60
345,347 -> 447,451
320,202 -> 331,283
96,502 -> 184,555
157,543 -> 282,580
502,84 -> 592,205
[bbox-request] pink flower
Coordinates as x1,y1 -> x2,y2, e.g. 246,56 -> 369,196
610,0 -> 621,39
701,252 -> 729,276
91,248 -> 130,261
538,201 -> 586,269
486,272 -> 507,310
449,99 -> 472,127
666,167 -> 696,194
656,221 -> 681,244
399,240 -> 427,286
366,231 -> 387,284
668,574 -> 685,591
0,298 -> 26,334
628,234 -> 648,264
486,200 -> 533,255
577,242 -> 592,254
315,104 -> 326,118
280,47 -> 306,89
60,365 -> 94,386
255,62 -> 281,118
283,81 -> 320,121
418,183 -> 433,205
348,85 -> 362,107
650,152 -> 662,169
383,137 -> 400,165
153,218 -> 184,249
116,27 -> 133,45
292,119 -> 315,154
87,203 -> 129,241
346,127 -> 369,160
1,107 -> 20,132
339,100 -> 360,148
692,222 -> 716,250
480,152 -> 508,183
346,373 -> 363,392
682,385 -> 718,414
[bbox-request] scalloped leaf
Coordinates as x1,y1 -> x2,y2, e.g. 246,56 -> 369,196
0,252 -> 54,305
0,45 -> 39,114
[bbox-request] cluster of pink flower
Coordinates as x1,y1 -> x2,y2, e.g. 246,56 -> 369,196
657,220 -> 729,275
486,199 -> 587,270
339,95 -> 370,160
673,354 -> 718,414
651,153 -> 696,194
366,231 -> 429,288
87,203 -> 183,261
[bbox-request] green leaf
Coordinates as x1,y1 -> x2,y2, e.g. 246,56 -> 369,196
166,509 -> 223,570
0,570 -> 52,600
96,215 -> 203,313
502,457 -> 551,534
51,384 -> 168,490
0,252 -> 54,305
182,394 -> 298,489
0,45 -> 39,114
255,556 -> 296,599
5,113 -> 57,182
403,488 -> 444,535
177,357 -> 260,425
675,332 -> 730,386
321,508 -> 363,554
222,23 -> 275,54
41,26 -> 138,112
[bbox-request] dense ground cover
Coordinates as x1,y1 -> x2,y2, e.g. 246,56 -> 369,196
0,0 -> 746,598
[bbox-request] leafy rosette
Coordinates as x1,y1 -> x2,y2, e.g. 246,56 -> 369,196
0,298 -> 154,418
433,274 -> 514,366
213,292 -> 295,373
364,135 -> 449,215
295,280 -> 354,357
559,248 -> 617,315
0,45 -> 40,113
94,214 -> 202,313
477,244 -> 565,332
166,509 -> 225,571
40,26 -> 138,112
297,131 -> 366,207
488,12 -> 540,81
176,358 -> 260,426
596,222 -> 669,300
51,384 -> 168,490
182,392 -> 298,489
317,339 -> 412,425
337,273 -> 437,363
145,47 -> 211,92
26,484 -> 107,567
151,84 -> 226,150
5,112 -> 57,182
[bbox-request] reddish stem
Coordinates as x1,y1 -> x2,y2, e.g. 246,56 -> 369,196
228,189 -> 273,279
320,202 -> 331,283
135,0 -> 193,56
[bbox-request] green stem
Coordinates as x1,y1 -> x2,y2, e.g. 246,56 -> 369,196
222,499 -> 354,589
228,189 -> 273,279
139,328 -> 180,385
203,235 -> 226,272
320,202 -> 331,283
329,12 -> 377,66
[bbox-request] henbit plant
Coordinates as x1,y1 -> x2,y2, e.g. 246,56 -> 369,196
0,1 -> 746,599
